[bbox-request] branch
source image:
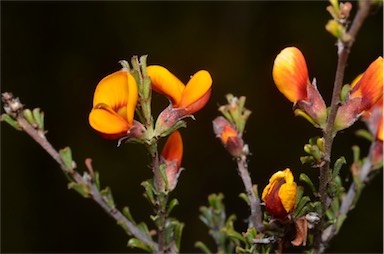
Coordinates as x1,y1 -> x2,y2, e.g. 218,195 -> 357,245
1,92 -> 158,251
236,154 -> 264,232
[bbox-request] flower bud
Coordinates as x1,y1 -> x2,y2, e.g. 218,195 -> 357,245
213,116 -> 244,157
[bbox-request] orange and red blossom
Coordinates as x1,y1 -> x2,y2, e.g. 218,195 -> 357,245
147,65 -> 212,134
272,47 -> 327,128
262,168 -> 297,219
335,57 -> 383,132
212,116 -> 244,157
159,131 -> 183,191
89,69 -> 143,140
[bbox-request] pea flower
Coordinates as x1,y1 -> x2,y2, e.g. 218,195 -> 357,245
147,65 -> 212,135
212,116 -> 244,157
159,130 -> 183,191
89,69 -> 144,140
262,168 -> 297,219
335,57 -> 383,132
272,47 -> 327,128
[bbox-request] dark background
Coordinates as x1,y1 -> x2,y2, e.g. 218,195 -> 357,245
1,1 -> 382,253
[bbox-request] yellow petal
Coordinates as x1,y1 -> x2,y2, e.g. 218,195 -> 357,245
93,70 -> 138,124
89,103 -> 131,135
279,181 -> 297,213
179,70 -> 212,108
261,170 -> 286,201
272,47 -> 310,102
147,65 -> 185,105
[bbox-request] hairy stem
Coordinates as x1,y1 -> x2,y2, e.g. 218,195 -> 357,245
237,154 -> 264,232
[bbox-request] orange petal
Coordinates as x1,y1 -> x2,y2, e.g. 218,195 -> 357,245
89,103 -> 131,136
351,57 -> 383,111
179,70 -> 213,109
161,131 -> 183,168
147,65 -> 185,106
93,70 -> 138,124
221,124 -> 238,144
272,47 -> 310,102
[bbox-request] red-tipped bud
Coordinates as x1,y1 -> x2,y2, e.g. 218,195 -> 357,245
213,116 -> 244,157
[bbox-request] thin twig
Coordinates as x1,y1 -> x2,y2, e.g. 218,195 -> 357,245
237,154 -> 264,232
2,93 -> 158,250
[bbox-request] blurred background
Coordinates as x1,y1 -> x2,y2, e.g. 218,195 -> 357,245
1,1 -> 382,253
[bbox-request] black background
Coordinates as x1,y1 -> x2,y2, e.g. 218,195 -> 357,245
1,1 -> 383,253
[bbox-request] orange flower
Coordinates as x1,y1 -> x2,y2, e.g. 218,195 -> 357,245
273,47 -> 310,102
212,116 -> 244,157
350,57 -> 383,112
89,69 -> 139,139
160,131 -> 183,191
262,168 -> 297,219
147,65 -> 212,114
272,47 -> 327,128
335,57 -> 383,132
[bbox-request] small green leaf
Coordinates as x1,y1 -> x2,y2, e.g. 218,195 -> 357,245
332,156 -> 346,179
141,180 -> 156,206
300,173 -> 317,195
59,147 -> 74,172
194,241 -> 212,254
127,238 -> 152,252
336,213 -> 347,233
295,186 -> 304,207
300,156 -> 314,164
122,206 -> 136,224
355,129 -> 374,142
137,222 -> 151,238
23,109 -> 35,125
158,164 -> 168,187
93,171 -> 101,190
32,108 -> 44,130
340,84 -> 351,103
167,198 -> 179,216
295,196 -> 311,217
100,186 -> 115,209
174,221 -> 184,251
1,114 -> 22,130
68,182 -> 90,198
238,193 -> 250,205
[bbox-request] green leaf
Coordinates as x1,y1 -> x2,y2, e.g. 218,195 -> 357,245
194,241 -> 212,254
300,173 -> 317,195
23,109 -> 35,125
174,221 -> 184,251
68,182 -> 90,198
1,114 -> 22,130
32,108 -> 44,130
336,213 -> 347,233
127,238 -> 152,252
93,171 -> 101,190
238,193 -> 250,205
137,222 -> 151,238
158,164 -> 168,187
122,206 -> 136,224
332,156 -> 346,179
100,186 -> 115,209
295,186 -> 304,207
59,147 -> 74,172
300,156 -> 314,164
167,198 -> 179,216
355,129 -> 374,142
294,196 -> 311,217
141,180 -> 156,206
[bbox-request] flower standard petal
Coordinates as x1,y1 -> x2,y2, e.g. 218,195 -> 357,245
273,47 -> 310,102
147,65 -> 185,106
89,69 -> 138,139
350,57 -> 383,112
179,70 -> 213,109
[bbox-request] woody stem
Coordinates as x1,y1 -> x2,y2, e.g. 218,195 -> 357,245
316,1 -> 372,252
237,154 -> 264,232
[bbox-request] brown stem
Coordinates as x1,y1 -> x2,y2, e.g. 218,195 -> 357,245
6,101 -> 158,250
236,154 -> 264,232
315,1 -> 372,252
